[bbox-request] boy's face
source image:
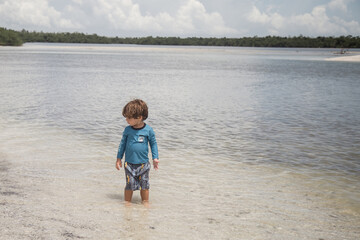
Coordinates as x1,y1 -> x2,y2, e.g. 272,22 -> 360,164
126,117 -> 143,128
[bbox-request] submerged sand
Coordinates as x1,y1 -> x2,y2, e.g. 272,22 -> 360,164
1,122 -> 360,240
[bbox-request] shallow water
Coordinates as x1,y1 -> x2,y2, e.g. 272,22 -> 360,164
0,43 -> 360,239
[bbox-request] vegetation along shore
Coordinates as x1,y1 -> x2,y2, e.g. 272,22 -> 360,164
1,27 -> 360,48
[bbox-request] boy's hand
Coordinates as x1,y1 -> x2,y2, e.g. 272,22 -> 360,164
116,158 -> 122,170
153,159 -> 159,170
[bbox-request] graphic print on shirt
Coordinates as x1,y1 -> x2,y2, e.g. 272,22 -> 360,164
138,135 -> 145,143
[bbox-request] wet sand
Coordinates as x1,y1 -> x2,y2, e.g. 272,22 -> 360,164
1,124 -> 359,240
326,54 -> 360,62
1,158 -> 359,240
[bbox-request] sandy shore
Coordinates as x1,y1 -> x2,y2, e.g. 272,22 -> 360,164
1,122 -> 360,240
2,155 -> 360,240
326,54 -> 360,62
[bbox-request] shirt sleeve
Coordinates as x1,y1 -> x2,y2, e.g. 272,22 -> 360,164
117,130 -> 127,159
149,128 -> 159,160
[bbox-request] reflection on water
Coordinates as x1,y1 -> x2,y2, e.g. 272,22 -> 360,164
0,43 -> 360,238
1,44 -> 360,183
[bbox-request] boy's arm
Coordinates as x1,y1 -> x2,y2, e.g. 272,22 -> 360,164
116,158 -> 122,170
153,159 -> 159,170
117,131 -> 127,159
116,131 -> 127,170
149,129 -> 159,170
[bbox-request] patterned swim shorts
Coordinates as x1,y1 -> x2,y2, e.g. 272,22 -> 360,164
124,161 -> 151,191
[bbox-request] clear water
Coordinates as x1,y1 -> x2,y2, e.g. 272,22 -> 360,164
1,43 -> 359,239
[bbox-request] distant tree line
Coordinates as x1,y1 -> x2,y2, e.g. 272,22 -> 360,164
1,27 -> 360,48
0,27 -> 23,46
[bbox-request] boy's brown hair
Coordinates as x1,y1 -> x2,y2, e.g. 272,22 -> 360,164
122,99 -> 148,120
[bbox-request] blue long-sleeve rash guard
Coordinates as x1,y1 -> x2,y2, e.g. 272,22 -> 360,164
117,123 -> 159,164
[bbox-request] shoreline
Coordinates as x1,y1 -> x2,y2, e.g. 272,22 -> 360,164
326,54 -> 360,62
1,121 -> 359,239
1,152 -> 359,240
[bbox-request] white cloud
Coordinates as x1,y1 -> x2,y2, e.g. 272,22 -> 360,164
290,5 -> 348,35
93,0 -> 160,31
247,6 -> 269,24
246,1 -> 360,36
92,0 -> 237,36
71,0 -> 83,4
0,0 -> 82,30
176,0 -> 237,35
247,6 -> 284,30
328,0 -> 348,12
333,16 -> 360,35
0,0 -> 358,37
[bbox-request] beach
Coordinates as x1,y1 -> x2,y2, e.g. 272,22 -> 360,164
326,53 -> 360,62
1,121 -> 359,240
1,44 -> 360,239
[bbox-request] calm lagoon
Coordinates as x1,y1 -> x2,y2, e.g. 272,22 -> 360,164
1,43 -> 359,239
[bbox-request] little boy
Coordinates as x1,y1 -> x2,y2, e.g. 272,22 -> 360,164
115,99 -> 159,203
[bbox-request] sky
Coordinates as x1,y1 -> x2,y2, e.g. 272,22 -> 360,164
0,0 -> 359,37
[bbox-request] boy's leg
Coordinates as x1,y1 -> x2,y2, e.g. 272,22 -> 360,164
139,162 -> 150,202
124,189 -> 133,202
140,189 -> 149,202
